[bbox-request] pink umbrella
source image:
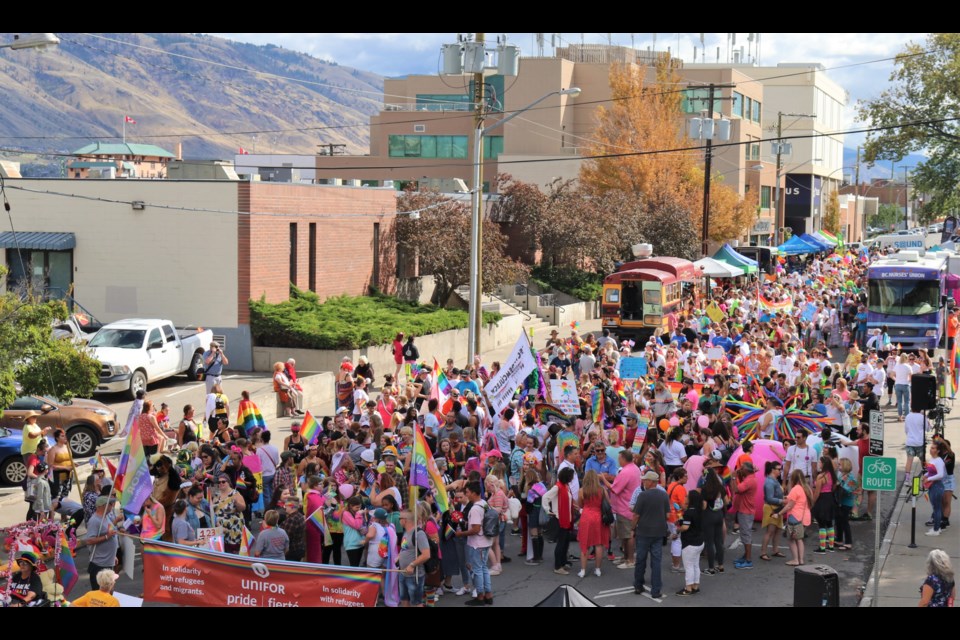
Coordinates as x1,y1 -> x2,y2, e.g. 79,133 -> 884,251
684,455 -> 706,491
726,440 -> 786,521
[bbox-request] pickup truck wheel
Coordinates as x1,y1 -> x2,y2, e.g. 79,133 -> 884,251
1,457 -> 27,486
67,426 -> 98,458
187,352 -> 204,381
129,370 -> 147,400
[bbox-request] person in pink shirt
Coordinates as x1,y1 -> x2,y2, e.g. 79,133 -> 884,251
731,462 -> 758,568
601,449 -> 642,568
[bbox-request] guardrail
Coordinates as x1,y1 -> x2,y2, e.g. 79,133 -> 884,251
489,291 -> 531,321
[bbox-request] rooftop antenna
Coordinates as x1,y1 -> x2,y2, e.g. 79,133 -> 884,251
630,33 -> 635,49
757,33 -> 762,66
700,33 -> 705,63
536,32 -> 544,56
607,33 -> 612,46
652,32 -> 657,52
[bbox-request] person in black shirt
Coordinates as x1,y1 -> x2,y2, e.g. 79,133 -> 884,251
859,381 -> 880,428
682,322 -> 699,346
677,489 -> 704,596
8,552 -> 44,607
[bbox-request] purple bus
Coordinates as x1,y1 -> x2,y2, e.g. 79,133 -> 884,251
867,254 -> 947,351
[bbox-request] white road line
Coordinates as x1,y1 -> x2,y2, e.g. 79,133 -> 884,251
165,384 -> 204,397
596,586 -> 635,595
594,587 -> 636,599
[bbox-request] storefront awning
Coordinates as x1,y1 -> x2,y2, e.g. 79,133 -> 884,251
0,231 -> 76,251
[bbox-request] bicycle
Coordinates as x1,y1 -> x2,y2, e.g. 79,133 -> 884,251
928,403 -> 950,439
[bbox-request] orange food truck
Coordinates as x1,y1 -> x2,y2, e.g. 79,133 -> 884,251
601,257 -> 698,342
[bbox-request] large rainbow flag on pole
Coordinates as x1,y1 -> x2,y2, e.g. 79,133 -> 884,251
57,530 -> 78,596
299,411 -> 322,445
114,414 -> 153,514
236,399 -> 267,432
409,425 -> 450,512
758,294 -> 793,314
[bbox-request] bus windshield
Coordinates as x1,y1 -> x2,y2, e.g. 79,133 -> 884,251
868,279 -> 940,316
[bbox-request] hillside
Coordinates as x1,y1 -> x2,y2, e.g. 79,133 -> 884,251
0,33 -> 384,161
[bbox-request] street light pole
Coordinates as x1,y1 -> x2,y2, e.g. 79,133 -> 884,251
467,86 -> 582,361
772,112 -> 816,246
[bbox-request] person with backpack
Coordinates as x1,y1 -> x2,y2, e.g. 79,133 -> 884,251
456,481 -> 494,606
402,335 -> 420,382
398,508 -> 431,607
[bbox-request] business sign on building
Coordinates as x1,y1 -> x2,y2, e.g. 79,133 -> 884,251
784,174 -> 813,219
751,220 -> 772,234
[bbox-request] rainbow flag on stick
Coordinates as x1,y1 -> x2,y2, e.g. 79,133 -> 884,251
236,399 -> 267,432
409,425 -> 450,513
114,413 -> 153,514
239,526 -> 254,556
431,359 -> 454,414
57,530 -> 78,596
96,452 -> 116,480
299,410 -> 322,445
590,387 -> 604,424
533,403 -> 572,425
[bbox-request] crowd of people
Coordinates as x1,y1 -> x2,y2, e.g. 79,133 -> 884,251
4,247 -> 956,608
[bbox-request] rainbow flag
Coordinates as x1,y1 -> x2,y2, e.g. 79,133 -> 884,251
114,414 -> 153,514
236,399 -> 267,432
443,523 -> 456,540
533,403 -> 571,425
239,526 -> 254,556
299,410 -> 322,445
591,387 -> 604,424
207,535 -> 225,553
759,295 -> 793,314
431,359 -> 454,414
383,524 -> 400,607
57,530 -> 78,596
952,343 -> 960,399
409,425 -> 450,512
307,505 -> 333,547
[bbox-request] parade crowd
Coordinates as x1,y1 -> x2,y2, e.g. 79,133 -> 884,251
3,246 -> 956,608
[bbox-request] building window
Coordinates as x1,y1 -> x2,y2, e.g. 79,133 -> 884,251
750,143 -> 761,161
415,94 -> 472,111
732,92 -> 744,118
372,222 -> 381,288
308,222 -> 317,293
483,136 -> 504,160
387,135 -> 469,159
761,186 -> 772,210
682,88 -> 711,114
752,100 -> 761,123
289,223 -> 298,287
744,97 -> 752,123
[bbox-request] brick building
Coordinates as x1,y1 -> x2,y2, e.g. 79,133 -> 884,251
0,179 -> 396,370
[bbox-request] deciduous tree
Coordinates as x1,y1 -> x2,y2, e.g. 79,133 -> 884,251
822,190 -> 841,235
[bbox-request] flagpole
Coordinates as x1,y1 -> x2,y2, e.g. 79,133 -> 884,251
122,117 -> 125,145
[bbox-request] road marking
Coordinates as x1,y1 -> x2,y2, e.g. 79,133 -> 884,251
163,374 -> 239,398
594,586 -> 635,599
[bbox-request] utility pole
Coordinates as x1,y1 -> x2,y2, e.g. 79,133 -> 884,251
472,32 -> 485,360
688,84 -> 733,257
854,145 -> 862,241
773,111 -> 816,245
902,166 -> 910,230
701,85 -> 715,258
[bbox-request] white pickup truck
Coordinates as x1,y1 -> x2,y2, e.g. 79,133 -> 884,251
88,319 -> 212,399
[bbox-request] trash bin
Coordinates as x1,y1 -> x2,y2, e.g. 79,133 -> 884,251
793,564 -> 839,607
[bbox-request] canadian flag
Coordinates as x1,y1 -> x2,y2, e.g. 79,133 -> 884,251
238,147 -> 249,155
124,116 -> 136,124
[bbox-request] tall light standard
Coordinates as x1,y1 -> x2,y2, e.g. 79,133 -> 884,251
468,87 -> 582,361
0,33 -> 59,50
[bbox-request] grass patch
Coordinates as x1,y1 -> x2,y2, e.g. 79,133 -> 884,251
530,265 -> 604,302
250,287 -> 502,350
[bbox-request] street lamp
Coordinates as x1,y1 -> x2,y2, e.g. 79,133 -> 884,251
468,87 -> 582,361
0,33 -> 59,50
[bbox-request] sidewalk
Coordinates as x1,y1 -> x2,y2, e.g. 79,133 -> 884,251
860,474 -> 959,607
860,411 -> 958,607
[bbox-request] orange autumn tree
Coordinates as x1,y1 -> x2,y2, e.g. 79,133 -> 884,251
580,59 -> 754,245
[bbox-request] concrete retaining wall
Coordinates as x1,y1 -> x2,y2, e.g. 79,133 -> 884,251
252,313 -> 524,378
248,371 -> 335,422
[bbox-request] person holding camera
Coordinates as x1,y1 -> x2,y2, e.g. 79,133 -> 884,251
203,341 -> 229,395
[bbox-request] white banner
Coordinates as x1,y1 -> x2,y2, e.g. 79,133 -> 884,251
486,332 -> 538,416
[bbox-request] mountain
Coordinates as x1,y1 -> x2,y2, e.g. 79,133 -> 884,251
0,33 -> 384,161
843,147 -> 928,182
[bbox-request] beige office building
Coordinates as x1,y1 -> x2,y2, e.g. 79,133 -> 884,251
316,44 -> 777,244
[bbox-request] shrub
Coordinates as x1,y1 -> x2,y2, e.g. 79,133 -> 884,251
250,287 -> 502,350
529,265 -> 604,301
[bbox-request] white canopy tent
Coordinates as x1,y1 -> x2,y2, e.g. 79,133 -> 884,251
693,257 -> 745,279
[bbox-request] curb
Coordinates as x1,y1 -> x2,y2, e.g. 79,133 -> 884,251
858,483 -> 910,608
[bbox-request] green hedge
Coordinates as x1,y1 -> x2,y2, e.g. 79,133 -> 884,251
530,265 -> 604,302
250,287 -> 502,350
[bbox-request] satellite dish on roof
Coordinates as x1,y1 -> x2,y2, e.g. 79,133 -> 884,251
631,243 -> 653,258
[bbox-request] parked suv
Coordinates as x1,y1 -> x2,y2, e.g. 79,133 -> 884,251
0,395 -> 117,458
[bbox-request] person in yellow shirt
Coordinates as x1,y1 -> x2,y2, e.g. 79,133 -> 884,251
71,569 -> 120,607
20,413 -> 51,457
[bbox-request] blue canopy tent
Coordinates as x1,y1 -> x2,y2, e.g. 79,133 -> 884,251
800,233 -> 831,252
777,235 -> 821,255
712,243 -> 758,274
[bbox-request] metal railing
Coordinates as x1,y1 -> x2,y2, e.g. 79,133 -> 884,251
488,291 -> 531,321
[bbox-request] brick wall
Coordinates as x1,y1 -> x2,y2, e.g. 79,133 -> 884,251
237,183 -> 397,323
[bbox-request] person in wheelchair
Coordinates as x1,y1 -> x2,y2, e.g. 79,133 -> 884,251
6,552 -> 47,607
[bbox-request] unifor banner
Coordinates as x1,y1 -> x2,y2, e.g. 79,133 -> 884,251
142,539 -> 382,607
486,332 -> 538,416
